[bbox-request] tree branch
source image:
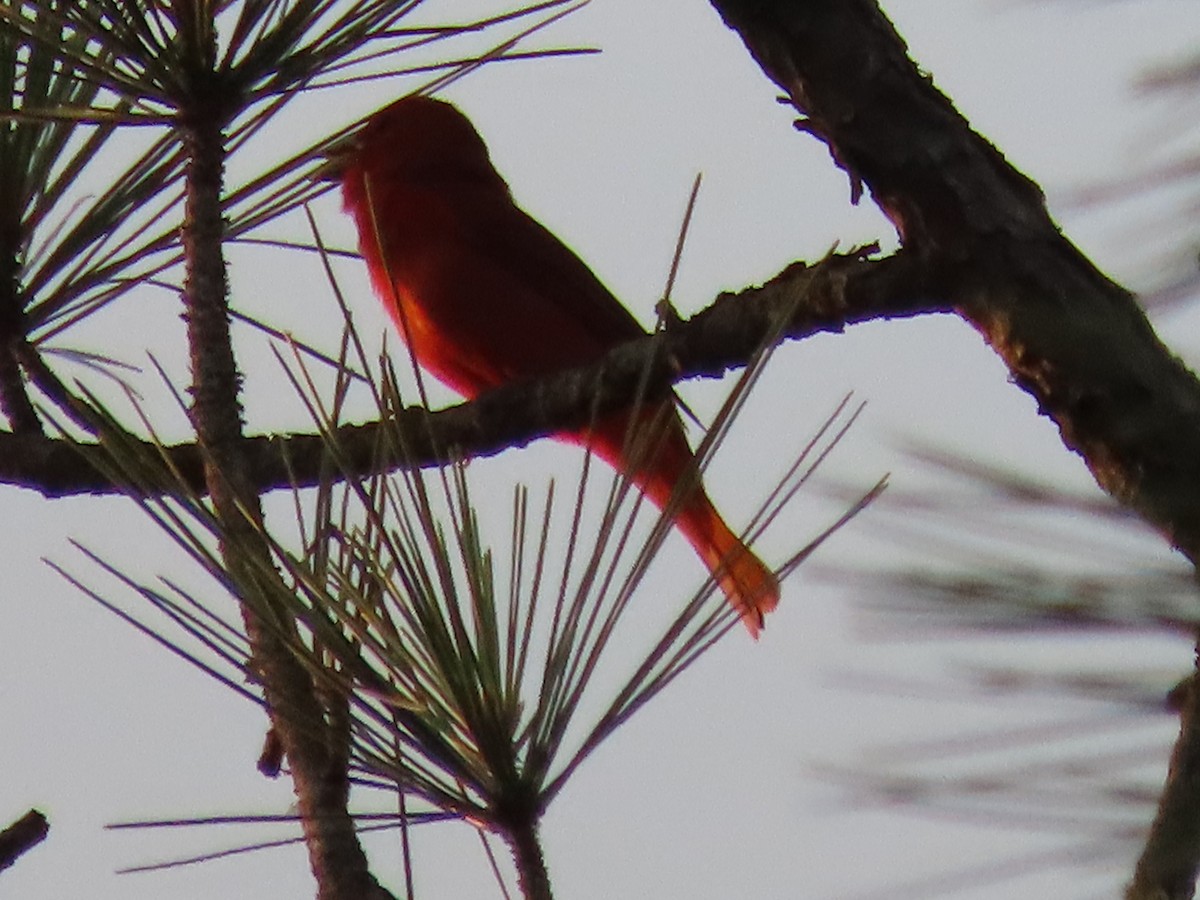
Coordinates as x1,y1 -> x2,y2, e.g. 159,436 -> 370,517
0,250 -> 933,497
706,0 -> 1200,895
1128,669 -> 1200,899
178,57 -> 391,900
709,0 -> 1200,563
0,809 -> 48,873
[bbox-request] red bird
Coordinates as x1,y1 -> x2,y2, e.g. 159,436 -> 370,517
336,94 -> 779,636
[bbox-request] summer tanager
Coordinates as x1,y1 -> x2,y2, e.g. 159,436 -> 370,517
335,95 -> 779,636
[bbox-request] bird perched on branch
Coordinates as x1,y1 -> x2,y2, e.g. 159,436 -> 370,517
330,93 -> 779,636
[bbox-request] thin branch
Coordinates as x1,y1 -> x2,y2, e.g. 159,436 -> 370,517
0,249 -> 931,497
0,809 -> 48,873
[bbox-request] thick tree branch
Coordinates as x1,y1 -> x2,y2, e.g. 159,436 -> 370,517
709,0 -> 1200,565
706,1 -> 1200,895
0,251 -> 933,497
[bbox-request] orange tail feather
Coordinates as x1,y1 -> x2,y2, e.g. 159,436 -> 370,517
676,498 -> 780,639
588,411 -> 780,637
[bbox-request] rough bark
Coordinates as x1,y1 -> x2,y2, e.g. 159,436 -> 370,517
1128,667 -> 1200,899
708,0 -> 1200,564
180,91 -> 389,900
0,809 -> 48,873
0,251 -> 930,496
705,0 -> 1200,894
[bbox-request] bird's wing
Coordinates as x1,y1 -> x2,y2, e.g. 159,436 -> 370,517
453,188 -> 650,348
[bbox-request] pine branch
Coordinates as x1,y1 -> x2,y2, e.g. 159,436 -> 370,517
0,250 -> 929,497
709,0 -> 1200,565
706,0 -> 1200,894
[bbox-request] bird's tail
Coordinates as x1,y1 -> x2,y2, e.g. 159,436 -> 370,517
676,497 -> 780,639
588,409 -> 780,637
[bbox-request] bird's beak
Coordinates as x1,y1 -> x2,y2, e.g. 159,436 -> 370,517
312,130 -> 359,182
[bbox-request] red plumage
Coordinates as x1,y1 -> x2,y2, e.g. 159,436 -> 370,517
339,95 -> 779,636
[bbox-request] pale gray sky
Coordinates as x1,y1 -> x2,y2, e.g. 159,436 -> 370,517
3,2 -> 1200,898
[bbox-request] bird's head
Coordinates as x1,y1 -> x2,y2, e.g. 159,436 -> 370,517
317,94 -> 504,189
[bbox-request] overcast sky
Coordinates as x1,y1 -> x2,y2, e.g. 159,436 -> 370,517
4,1 -> 1200,898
